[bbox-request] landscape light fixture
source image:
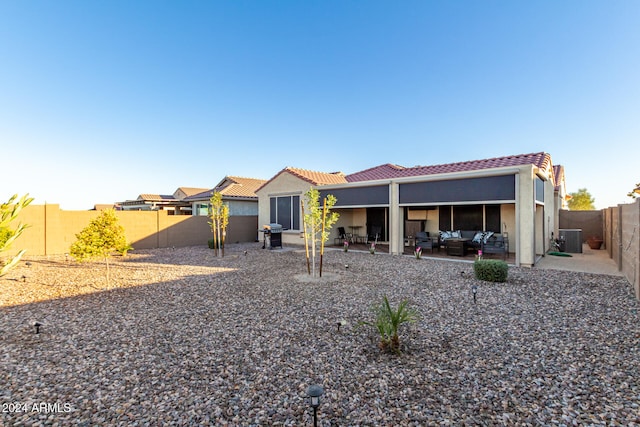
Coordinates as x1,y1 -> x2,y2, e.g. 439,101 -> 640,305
306,384 -> 324,427
33,321 -> 42,334
472,285 -> 478,304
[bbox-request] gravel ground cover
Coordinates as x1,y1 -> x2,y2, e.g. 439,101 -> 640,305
1,244 -> 639,426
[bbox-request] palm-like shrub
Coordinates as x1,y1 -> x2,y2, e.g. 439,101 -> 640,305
360,295 -> 419,353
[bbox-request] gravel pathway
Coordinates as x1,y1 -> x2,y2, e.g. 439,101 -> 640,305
1,244 -> 639,426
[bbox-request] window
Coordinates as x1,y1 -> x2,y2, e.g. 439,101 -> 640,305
269,196 -> 300,230
196,204 -> 209,216
453,205 -> 483,231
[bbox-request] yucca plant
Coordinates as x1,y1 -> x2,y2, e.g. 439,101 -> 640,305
360,295 -> 419,353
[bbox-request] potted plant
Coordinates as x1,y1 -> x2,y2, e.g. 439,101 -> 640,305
587,236 -> 603,250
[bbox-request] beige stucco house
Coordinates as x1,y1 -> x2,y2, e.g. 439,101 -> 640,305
257,152 -> 567,267
255,167 -> 348,244
184,176 -> 267,217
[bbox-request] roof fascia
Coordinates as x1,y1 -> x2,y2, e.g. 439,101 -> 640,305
319,166 -> 527,189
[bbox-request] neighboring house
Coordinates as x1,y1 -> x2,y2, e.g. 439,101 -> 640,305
118,187 -> 208,214
184,176 -> 267,243
257,152 -> 565,268
184,176 -> 267,216
255,167 -> 348,243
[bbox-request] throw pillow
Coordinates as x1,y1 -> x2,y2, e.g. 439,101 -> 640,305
451,230 -> 461,238
482,231 -> 495,243
439,230 -> 452,240
472,231 -> 484,244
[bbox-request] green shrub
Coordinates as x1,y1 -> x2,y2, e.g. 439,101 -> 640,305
207,239 -> 222,249
0,227 -> 14,248
474,259 -> 508,282
1,194 -> 34,277
70,209 -> 132,287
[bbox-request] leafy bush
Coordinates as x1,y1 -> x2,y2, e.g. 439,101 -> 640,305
208,239 -> 222,249
70,209 -> 132,287
474,259 -> 508,282
70,209 -> 132,260
1,194 -> 34,277
359,295 -> 419,353
0,227 -> 14,247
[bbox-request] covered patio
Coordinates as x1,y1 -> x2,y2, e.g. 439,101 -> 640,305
333,241 -> 517,263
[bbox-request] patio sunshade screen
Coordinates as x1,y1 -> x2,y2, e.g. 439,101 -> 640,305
399,175 -> 516,204
319,185 -> 389,207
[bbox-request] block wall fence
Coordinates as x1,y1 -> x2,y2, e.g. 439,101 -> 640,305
560,201 -> 640,300
8,202 -> 640,300
11,205 -> 258,257
603,200 -> 640,300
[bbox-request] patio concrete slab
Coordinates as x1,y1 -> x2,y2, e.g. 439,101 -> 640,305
535,244 -> 622,276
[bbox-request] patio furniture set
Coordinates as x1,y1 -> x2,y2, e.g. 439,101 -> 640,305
415,230 -> 509,259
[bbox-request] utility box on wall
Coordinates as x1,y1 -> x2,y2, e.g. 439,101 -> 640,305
559,229 -> 583,253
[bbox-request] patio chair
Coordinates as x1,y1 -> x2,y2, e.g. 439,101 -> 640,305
368,226 -> 382,243
334,227 -> 350,245
415,231 -> 435,253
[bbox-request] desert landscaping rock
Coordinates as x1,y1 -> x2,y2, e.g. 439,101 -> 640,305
1,244 -> 639,425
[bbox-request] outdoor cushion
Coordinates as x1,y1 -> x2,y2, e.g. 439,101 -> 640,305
439,230 -> 452,240
472,231 -> 484,243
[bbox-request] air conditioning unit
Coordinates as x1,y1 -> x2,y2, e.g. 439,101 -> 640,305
559,229 -> 583,253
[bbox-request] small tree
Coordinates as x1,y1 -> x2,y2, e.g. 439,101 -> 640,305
0,194 -> 34,277
70,209 -> 132,287
301,188 -> 339,277
568,188 -> 596,210
208,191 -> 229,257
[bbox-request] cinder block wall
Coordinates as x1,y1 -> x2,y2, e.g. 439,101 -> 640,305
11,205 -> 258,256
619,202 -> 640,300
558,203 -> 639,301
558,210 -> 603,242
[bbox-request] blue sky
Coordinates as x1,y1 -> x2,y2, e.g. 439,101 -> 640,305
1,1 -> 638,210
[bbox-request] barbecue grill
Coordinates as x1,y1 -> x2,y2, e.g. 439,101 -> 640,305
261,223 -> 283,249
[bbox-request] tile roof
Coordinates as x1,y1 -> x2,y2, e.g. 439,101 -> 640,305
218,176 -> 267,198
176,187 -> 210,197
184,176 -> 267,201
346,152 -> 552,182
553,165 -> 564,191
137,194 -> 176,202
256,167 -> 347,192
286,167 -> 348,185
